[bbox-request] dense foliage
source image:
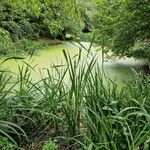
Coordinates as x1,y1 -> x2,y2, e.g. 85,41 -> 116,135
1,0 -> 149,60
93,0 -> 150,60
0,52 -> 150,149
0,28 -> 13,54
0,0 -> 83,39
0,1 -> 150,149
0,0 -> 84,54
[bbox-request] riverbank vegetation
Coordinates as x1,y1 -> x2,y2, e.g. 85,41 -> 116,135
0,0 -> 86,55
0,51 -> 150,149
0,0 -> 149,60
0,0 -> 150,150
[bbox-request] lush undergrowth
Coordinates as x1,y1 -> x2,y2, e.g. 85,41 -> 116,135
0,51 -> 150,150
0,36 -> 62,56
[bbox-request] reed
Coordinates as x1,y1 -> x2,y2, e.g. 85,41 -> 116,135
0,53 -> 150,149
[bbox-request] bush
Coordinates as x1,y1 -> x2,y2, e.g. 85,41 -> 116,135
14,39 -> 38,54
42,139 -> 57,150
0,28 -> 13,55
128,40 -> 150,59
0,136 -> 15,150
14,38 -> 50,54
1,21 -> 22,41
18,20 -> 39,39
1,20 -> 39,41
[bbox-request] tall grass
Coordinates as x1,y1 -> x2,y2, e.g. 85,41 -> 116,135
84,71 -> 150,150
0,51 -> 150,149
0,69 -> 27,147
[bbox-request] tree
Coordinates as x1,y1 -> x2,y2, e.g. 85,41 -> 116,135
0,0 -> 84,40
93,0 -> 150,60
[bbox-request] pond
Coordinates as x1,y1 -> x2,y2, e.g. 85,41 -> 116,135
0,42 -> 145,83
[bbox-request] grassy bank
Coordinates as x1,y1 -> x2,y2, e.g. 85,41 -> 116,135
0,38 -> 63,57
0,51 -> 150,150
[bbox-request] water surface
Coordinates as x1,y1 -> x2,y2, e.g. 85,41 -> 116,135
0,42 -> 144,83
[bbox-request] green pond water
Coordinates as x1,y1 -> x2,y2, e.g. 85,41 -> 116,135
0,42 -> 144,83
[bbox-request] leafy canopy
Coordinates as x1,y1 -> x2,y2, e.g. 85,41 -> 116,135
93,0 -> 150,59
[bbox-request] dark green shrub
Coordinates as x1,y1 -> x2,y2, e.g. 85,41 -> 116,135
0,28 -> 13,54
1,20 -> 38,41
1,21 -> 22,41
14,38 -> 48,54
128,40 -> 150,59
18,20 -> 39,39
42,139 -> 57,150
0,136 -> 15,150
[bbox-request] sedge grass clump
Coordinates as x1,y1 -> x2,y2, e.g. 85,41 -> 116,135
0,69 -> 27,147
83,69 -> 150,150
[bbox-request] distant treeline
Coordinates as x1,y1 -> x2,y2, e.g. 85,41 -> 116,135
0,0 -> 150,60
0,0 -> 85,54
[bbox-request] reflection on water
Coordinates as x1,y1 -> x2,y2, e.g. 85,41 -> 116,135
0,42 -> 144,83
